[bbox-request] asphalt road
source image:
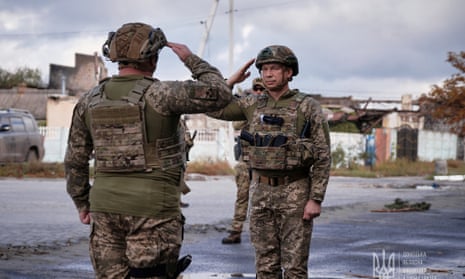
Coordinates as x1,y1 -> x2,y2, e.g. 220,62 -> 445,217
0,176 -> 464,279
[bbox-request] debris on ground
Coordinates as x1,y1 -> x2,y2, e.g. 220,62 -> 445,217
345,273 -> 377,278
371,198 -> 431,212
426,268 -> 452,274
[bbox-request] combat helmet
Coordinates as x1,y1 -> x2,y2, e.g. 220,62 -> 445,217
255,45 -> 299,76
102,22 -> 167,62
252,77 -> 264,88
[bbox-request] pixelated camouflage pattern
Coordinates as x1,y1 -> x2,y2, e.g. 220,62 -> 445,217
90,96 -> 148,172
209,83 -> 329,279
66,41 -> 230,279
249,177 -> 313,279
105,22 -> 167,62
90,212 -> 183,278
297,93 -> 331,202
145,55 -> 231,116
255,45 -> 299,76
145,134 -> 184,170
65,53 -> 231,216
209,89 -> 330,203
230,161 -> 250,232
245,93 -> 315,171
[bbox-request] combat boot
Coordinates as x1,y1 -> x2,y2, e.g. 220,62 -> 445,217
221,231 -> 241,244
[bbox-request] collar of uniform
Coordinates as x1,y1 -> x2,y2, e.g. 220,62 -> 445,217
265,89 -> 298,101
111,74 -> 146,82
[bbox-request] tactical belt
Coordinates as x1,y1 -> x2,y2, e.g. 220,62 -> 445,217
257,173 -> 307,186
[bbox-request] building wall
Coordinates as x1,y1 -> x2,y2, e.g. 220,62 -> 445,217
46,96 -> 77,128
48,53 -> 108,96
417,130 -> 458,161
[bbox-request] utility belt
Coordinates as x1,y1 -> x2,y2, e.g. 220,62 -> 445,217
253,171 -> 307,186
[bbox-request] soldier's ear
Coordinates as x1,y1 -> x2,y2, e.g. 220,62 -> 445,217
285,67 -> 293,81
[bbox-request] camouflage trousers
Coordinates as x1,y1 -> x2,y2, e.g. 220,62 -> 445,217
249,177 -> 313,279
89,212 -> 183,279
230,161 -> 251,233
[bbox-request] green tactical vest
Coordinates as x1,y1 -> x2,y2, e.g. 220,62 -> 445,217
88,77 -> 184,172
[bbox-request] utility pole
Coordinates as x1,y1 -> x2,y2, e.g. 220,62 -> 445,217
228,0 -> 234,75
197,0 -> 219,58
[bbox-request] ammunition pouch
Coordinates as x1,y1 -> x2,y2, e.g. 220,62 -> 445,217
242,92 -> 316,170
145,135 -> 184,171
245,138 -> 314,170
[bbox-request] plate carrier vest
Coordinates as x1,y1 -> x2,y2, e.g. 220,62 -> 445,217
88,77 -> 183,172
241,91 -> 314,170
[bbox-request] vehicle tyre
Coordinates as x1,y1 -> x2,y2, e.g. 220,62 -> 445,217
26,150 -> 38,163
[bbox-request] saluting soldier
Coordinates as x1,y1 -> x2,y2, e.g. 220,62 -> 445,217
65,22 -> 232,279
210,45 -> 331,279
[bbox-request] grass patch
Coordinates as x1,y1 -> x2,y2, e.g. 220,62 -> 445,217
0,162 -> 65,178
331,158 -> 465,178
373,159 -> 434,177
186,159 -> 234,176
0,159 -> 463,178
447,160 -> 465,175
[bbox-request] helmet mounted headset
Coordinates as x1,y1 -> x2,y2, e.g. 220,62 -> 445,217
102,22 -> 167,63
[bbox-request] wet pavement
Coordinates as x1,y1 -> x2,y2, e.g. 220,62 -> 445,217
0,176 -> 464,278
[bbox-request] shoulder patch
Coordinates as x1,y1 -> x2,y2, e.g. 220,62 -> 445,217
188,85 -> 218,101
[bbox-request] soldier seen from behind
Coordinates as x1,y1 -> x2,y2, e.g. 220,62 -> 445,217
64,22 -> 232,279
209,45 -> 331,278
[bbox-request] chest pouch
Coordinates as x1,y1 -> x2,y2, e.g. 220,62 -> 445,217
246,92 -> 314,170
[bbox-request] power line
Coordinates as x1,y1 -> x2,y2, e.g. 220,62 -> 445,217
223,0 -> 307,15
0,1 -> 308,38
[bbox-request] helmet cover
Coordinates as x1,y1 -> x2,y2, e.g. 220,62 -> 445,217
255,45 -> 299,76
102,22 -> 167,62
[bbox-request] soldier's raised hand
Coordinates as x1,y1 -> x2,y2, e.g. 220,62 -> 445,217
167,42 -> 193,62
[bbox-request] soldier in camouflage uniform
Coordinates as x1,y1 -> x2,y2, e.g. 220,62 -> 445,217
210,46 -> 331,279
64,22 -> 232,279
222,78 -> 265,244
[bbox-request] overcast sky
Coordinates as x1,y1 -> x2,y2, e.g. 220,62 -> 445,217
0,0 -> 464,100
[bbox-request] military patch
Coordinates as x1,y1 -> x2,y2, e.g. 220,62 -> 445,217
188,86 -> 218,101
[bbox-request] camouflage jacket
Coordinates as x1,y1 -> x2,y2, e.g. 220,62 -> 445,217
209,89 -> 331,202
65,54 -> 232,216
